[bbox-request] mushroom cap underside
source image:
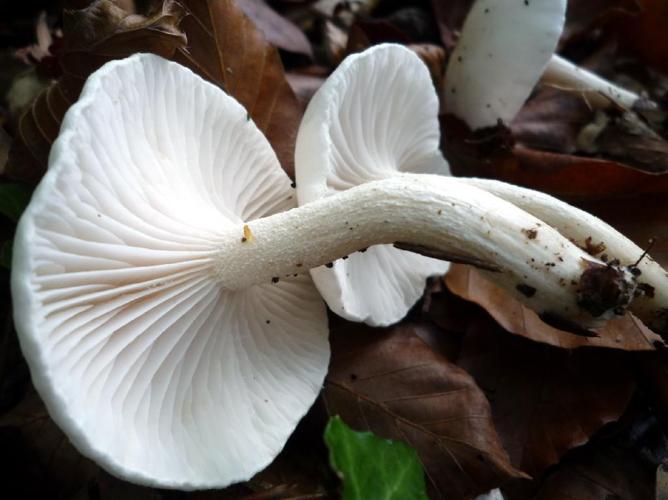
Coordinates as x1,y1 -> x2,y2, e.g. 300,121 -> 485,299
295,44 -> 450,326
12,53 -> 329,489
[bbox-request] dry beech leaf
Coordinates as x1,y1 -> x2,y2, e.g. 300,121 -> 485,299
514,88 -> 668,175
535,409 -> 659,500
429,0 -> 474,49
0,388 -> 98,498
7,0 -> 186,183
173,0 -> 304,178
442,115 -> 668,201
445,265 -> 662,351
510,89 -> 595,155
620,0 -> 668,75
322,320 -> 527,500
237,0 -> 313,57
457,319 -> 636,479
8,0 -> 303,183
537,446 -> 654,500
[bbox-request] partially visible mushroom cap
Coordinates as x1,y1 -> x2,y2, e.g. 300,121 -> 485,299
295,44 -> 450,326
12,54 -> 328,489
444,0 -> 567,129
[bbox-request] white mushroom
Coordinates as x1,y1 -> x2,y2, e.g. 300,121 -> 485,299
296,43 -> 451,326
12,53 -> 329,489
295,44 -> 639,329
443,0 -> 647,130
10,51 -> 652,489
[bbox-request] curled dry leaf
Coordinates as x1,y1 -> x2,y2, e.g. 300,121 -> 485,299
512,86 -> 668,175
7,0 -> 186,183
445,265 -> 663,351
173,0 -> 304,177
510,88 -> 595,155
446,134 -> 668,201
457,319 -> 636,479
8,0 -> 304,183
322,320 -> 527,500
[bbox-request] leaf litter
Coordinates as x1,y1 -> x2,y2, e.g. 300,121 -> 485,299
2,0 -> 668,498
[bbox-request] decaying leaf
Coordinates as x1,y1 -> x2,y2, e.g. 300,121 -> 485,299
0,388 -> 98,498
583,193 -> 668,269
173,0 -> 304,177
445,265 -> 663,350
7,0 -> 186,183
322,320 -> 527,499
8,0 -> 304,183
457,319 -> 637,479
443,112 -> 668,201
237,0 -> 313,57
535,405 -> 662,500
620,0 -> 668,75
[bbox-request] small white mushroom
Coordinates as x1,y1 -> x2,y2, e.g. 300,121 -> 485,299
295,44 -> 639,329
444,0 -> 647,130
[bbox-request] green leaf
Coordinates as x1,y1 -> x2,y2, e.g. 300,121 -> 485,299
0,183 -> 32,222
324,416 -> 428,500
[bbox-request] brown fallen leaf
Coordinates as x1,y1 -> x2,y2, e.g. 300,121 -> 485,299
8,0 -> 304,183
535,405 -> 660,500
173,0 -> 304,178
445,265 -> 663,351
322,319 -> 527,500
0,388 -> 98,499
457,318 -> 637,479
6,0 -> 186,184
0,126 -> 10,175
510,88 -> 595,155
286,70 -> 325,103
237,0 -> 313,58
429,0 -> 473,49
619,0 -> 668,76
448,143 -> 668,201
513,84 -> 668,175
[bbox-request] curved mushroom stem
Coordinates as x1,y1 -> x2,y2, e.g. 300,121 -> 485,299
463,177 -> 668,335
214,174 -> 636,329
541,55 -> 648,110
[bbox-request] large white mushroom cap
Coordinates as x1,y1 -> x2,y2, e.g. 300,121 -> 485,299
444,0 -> 567,129
295,44 -> 450,327
11,53 -> 329,489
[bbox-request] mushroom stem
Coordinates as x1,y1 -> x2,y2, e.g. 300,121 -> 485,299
541,55 -> 646,110
463,177 -> 668,335
214,174 -> 636,328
